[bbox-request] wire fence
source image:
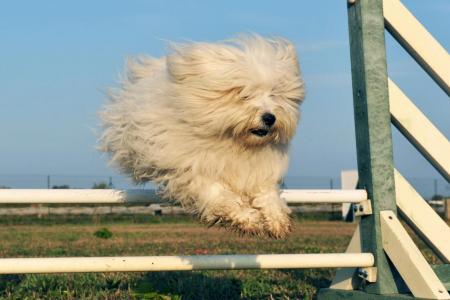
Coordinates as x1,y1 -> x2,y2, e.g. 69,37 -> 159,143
0,174 -> 448,200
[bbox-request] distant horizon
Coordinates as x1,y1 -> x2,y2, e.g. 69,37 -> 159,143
0,173 -> 448,200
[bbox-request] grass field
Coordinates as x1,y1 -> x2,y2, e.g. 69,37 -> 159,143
0,214 -> 442,300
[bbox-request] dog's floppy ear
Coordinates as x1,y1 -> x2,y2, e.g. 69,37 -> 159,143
166,43 -> 240,84
273,38 -> 300,76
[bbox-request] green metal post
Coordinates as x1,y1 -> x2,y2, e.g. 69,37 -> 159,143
319,1 -> 449,299
319,1 -> 401,298
347,0 -> 398,294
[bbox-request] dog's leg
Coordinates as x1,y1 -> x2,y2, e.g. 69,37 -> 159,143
193,180 -> 265,235
252,188 -> 292,239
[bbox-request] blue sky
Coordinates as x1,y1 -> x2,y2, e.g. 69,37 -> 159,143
0,1 -> 448,189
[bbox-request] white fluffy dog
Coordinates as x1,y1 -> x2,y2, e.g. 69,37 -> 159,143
99,35 -> 304,238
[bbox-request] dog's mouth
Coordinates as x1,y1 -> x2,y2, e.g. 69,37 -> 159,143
250,128 -> 269,137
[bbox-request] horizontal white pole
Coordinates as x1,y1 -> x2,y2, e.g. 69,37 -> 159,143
0,253 -> 374,274
383,0 -> 450,95
281,189 -> 367,204
0,189 -> 162,204
0,189 -> 367,204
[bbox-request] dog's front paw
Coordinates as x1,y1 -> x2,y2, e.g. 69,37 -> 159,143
261,210 -> 291,239
198,197 -> 264,236
229,207 -> 265,236
252,192 -> 292,239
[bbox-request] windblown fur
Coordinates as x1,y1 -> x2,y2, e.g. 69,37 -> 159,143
99,35 -> 304,238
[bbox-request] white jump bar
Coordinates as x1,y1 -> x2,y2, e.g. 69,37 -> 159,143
0,253 -> 374,274
0,189 -> 161,204
281,189 -> 367,204
0,189 -> 367,204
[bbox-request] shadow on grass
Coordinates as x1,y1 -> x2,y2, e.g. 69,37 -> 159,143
279,269 -> 333,300
284,269 -> 332,286
135,271 -> 242,300
0,274 -> 22,293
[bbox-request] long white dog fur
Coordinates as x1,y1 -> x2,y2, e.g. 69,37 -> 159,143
99,35 -> 304,238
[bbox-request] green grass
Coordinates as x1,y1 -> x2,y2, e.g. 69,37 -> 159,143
0,214 -> 443,299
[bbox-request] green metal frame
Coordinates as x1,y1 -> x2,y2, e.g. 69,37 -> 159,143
346,0 -> 398,294
349,0 -> 397,294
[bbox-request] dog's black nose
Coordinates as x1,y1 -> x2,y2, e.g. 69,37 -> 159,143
261,113 -> 276,127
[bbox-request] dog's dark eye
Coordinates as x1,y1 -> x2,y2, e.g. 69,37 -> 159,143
241,95 -> 250,101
